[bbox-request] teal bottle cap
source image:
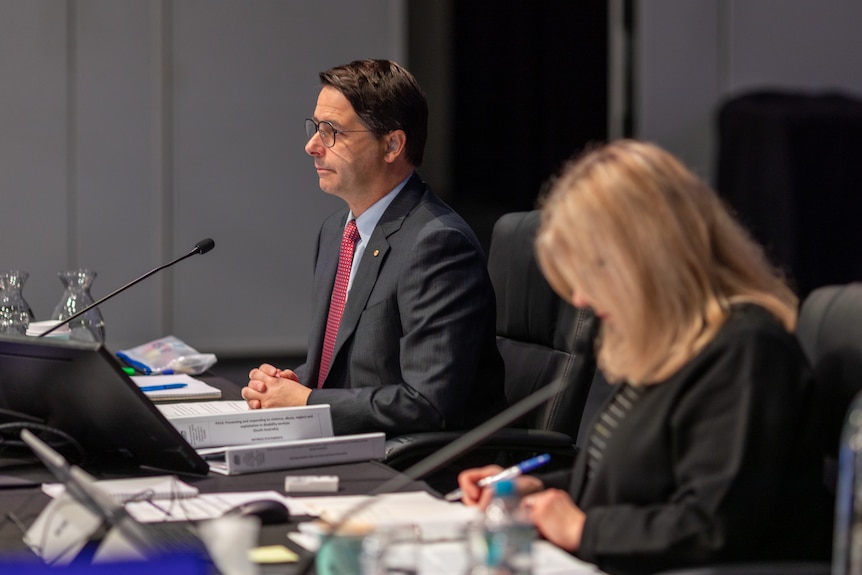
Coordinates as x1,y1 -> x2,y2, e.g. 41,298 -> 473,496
494,479 -> 515,497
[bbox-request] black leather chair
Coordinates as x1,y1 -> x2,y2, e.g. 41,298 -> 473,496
797,282 -> 862,486
488,211 -> 601,446
797,283 -> 862,575
382,211 -> 601,492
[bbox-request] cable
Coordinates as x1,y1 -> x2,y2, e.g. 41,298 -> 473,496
0,421 -> 87,465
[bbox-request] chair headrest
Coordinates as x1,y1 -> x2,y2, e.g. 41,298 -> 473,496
488,211 -> 580,352
798,283 -> 862,365
797,282 -> 862,456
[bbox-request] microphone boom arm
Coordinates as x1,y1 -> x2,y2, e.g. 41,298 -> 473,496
38,239 -> 214,338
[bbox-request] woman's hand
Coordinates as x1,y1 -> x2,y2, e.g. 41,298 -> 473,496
522,488 -> 586,552
457,465 -> 503,508
457,466 -> 546,510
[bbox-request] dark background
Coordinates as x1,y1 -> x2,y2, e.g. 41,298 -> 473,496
409,0 -> 612,254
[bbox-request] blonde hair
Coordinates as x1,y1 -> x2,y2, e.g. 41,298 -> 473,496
536,140 -> 797,384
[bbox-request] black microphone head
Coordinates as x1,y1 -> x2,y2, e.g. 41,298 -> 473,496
194,238 -> 215,255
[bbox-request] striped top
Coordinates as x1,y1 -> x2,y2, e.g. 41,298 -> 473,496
586,382 -> 645,481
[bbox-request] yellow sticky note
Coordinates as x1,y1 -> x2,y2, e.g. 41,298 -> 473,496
248,545 -> 299,564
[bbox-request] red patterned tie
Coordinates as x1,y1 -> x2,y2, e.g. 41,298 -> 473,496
318,219 -> 360,388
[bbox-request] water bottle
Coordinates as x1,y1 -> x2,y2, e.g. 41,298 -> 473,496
833,390 -> 862,575
482,479 -> 535,575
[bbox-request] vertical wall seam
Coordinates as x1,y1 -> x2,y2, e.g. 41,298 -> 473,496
389,0 -> 407,65
157,0 -> 175,334
66,0 -> 78,267
718,0 -> 732,96
607,0 -> 625,140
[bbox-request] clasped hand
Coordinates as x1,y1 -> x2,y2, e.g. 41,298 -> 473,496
242,363 -> 311,409
456,465 -> 586,552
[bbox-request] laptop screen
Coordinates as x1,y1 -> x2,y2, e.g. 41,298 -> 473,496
0,335 -> 208,475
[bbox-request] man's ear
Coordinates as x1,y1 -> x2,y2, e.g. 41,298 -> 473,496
384,130 -> 407,160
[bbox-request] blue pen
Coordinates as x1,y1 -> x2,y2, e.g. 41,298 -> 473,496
139,383 -> 188,392
444,453 -> 551,501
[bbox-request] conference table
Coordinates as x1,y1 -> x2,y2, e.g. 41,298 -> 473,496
0,371 -> 602,574
0,373 -> 433,570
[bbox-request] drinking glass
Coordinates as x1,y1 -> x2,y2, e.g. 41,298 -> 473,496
361,524 -> 420,575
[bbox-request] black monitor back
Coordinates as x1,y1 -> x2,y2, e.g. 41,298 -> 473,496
0,334 -> 208,475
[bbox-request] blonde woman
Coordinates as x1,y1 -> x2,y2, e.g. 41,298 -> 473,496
458,140 -> 831,574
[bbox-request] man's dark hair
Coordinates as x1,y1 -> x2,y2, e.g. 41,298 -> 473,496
320,59 -> 428,167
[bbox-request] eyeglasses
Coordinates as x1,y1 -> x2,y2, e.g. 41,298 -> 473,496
305,118 -> 373,148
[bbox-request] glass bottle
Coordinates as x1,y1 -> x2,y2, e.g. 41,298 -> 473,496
52,269 -> 106,343
0,270 -> 35,335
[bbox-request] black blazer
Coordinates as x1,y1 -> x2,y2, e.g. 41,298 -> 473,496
296,173 -> 505,436
547,305 -> 832,574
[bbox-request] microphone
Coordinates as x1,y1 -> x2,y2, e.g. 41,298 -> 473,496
38,238 -> 216,338
295,313 -> 600,574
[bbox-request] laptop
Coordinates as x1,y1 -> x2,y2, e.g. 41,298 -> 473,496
0,334 -> 208,475
21,428 -> 208,564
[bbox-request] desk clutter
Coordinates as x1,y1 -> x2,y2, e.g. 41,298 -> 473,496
288,490 -> 599,574
118,335 -> 217,376
0,321 -> 597,573
0,334 -> 387,477
0,334 -> 596,573
12,425 -> 598,574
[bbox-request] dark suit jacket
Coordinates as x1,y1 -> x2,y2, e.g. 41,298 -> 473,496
544,304 -> 832,575
294,173 -> 505,436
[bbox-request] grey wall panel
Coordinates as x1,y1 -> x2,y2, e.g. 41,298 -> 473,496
0,0 -> 405,356
0,1 -> 70,320
635,0 -> 862,185
727,0 -> 862,95
73,0 -> 165,347
635,0 -> 721,181
170,0 -> 403,354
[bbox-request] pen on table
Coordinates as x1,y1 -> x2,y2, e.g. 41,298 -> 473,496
138,383 -> 188,392
444,453 -> 551,502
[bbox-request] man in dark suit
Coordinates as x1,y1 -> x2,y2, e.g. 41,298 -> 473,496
241,59 -> 504,436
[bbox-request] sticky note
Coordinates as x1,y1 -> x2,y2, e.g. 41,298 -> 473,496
248,545 -> 299,564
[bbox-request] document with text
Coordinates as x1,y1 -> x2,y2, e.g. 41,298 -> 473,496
155,401 -> 334,449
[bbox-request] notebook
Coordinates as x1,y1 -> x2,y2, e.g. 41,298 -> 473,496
131,374 -> 222,402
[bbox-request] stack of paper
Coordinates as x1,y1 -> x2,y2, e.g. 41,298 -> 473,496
155,400 -> 334,449
42,475 -> 199,503
289,491 -> 480,527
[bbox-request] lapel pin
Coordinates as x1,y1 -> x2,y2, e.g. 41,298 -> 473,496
373,249 -> 380,257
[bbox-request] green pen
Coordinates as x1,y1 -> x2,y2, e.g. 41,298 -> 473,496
122,367 -> 136,375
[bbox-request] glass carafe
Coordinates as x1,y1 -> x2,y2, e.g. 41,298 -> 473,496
52,269 -> 106,343
0,270 -> 35,335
